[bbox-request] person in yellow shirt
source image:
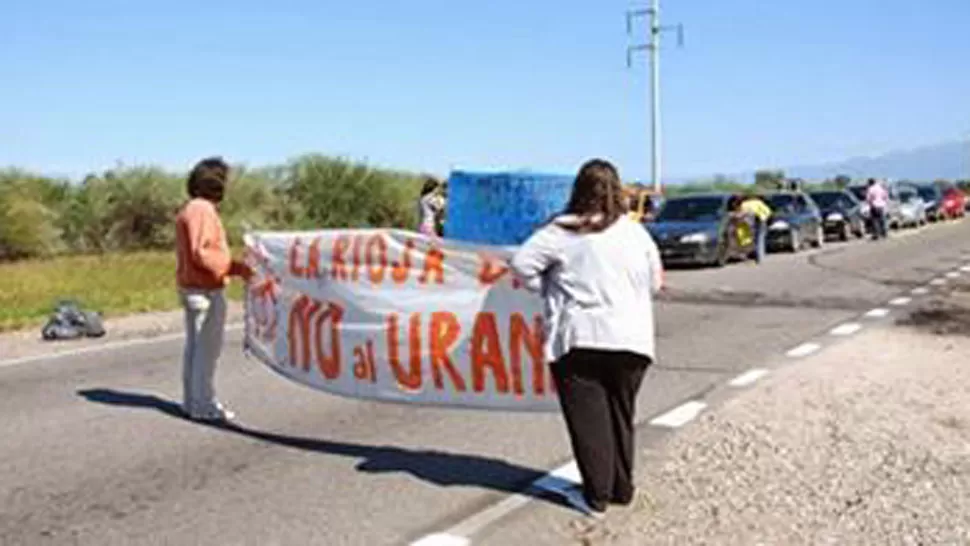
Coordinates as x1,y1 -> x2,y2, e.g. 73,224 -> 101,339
739,193 -> 773,263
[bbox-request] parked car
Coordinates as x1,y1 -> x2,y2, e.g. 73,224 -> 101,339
914,183 -> 944,222
847,185 -> 872,219
764,191 -> 825,252
647,194 -> 755,267
890,185 -> 927,228
940,186 -> 967,219
808,190 -> 867,241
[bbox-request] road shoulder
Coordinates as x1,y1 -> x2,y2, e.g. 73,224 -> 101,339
0,303 -> 245,361
574,304 -> 970,545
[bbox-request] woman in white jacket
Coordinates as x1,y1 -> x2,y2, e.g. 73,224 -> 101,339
511,159 -> 664,516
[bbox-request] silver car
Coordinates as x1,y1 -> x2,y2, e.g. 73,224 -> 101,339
890,185 -> 927,229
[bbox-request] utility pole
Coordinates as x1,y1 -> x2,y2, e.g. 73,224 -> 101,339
627,1 -> 683,194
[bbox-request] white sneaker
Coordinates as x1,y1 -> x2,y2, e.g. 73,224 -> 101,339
188,402 -> 236,423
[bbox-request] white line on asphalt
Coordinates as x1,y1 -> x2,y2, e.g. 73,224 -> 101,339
649,401 -> 707,428
728,369 -> 769,388
947,272 -> 961,279
786,342 -> 821,358
415,461 -> 581,545
889,297 -> 912,306
865,308 -> 890,319
0,323 -> 245,369
930,278 -> 947,286
911,287 -> 930,296
961,266 -> 970,273
829,323 -> 862,336
410,534 -> 471,546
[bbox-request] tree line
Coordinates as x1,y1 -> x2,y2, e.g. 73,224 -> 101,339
0,154 -> 423,261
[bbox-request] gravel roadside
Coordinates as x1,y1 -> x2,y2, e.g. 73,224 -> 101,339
0,303 -> 245,361
574,298 -> 970,546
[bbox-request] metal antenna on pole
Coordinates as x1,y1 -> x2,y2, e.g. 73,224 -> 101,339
627,1 -> 683,194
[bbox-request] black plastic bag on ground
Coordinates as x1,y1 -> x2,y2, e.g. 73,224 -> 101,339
41,300 -> 106,341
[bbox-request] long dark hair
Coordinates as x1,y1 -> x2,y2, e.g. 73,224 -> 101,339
558,159 -> 628,233
420,176 -> 441,197
187,156 -> 230,203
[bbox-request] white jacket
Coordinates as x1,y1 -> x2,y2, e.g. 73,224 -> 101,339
510,214 -> 664,364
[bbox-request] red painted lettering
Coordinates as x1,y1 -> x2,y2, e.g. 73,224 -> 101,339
386,313 -> 422,390
429,311 -> 465,392
366,235 -> 388,284
331,235 -> 351,281
391,239 -> 415,284
419,245 -> 445,285
313,302 -> 344,380
510,313 -> 545,396
471,312 -> 509,393
288,238 -> 306,277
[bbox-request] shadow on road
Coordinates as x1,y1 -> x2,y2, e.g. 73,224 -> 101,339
76,388 -> 572,510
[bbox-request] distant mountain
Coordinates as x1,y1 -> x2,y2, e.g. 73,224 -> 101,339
681,140 -> 970,184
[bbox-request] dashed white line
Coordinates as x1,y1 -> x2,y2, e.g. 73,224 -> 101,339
889,297 -> 912,306
930,278 -> 947,286
865,308 -> 890,319
961,266 -> 970,273
947,272 -> 961,279
786,342 -> 821,358
650,401 -> 707,428
829,322 -> 862,336
911,287 -> 930,296
411,534 -> 471,546
729,369 -> 769,388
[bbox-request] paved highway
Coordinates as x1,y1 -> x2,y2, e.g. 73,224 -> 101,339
2,220 -> 970,546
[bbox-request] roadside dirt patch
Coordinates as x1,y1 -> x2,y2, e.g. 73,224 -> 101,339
897,296 -> 970,336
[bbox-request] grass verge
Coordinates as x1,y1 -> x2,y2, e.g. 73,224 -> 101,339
0,252 -> 243,333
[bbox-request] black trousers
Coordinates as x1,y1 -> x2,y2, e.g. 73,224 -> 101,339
551,349 -> 650,508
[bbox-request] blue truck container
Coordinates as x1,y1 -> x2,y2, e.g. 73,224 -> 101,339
444,170 -> 573,246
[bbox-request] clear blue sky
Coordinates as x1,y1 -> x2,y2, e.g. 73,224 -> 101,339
2,0 -> 969,181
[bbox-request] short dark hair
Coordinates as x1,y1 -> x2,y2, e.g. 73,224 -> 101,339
187,156 -> 230,201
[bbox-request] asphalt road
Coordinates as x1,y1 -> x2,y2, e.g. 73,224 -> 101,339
3,220 -> 970,546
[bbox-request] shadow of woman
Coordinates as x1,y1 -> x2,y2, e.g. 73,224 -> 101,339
77,388 -> 573,509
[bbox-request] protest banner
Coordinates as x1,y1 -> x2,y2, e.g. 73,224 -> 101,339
242,229 -> 559,412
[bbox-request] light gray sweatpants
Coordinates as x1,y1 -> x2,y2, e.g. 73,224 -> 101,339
180,288 -> 227,415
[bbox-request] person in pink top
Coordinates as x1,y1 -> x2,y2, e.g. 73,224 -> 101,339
865,178 -> 889,240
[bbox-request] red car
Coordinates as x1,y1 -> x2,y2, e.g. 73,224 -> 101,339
941,187 -> 967,219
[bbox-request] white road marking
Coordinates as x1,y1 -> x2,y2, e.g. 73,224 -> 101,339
911,287 -> 930,296
419,461 -> 581,544
786,342 -> 821,358
729,369 -> 769,388
961,266 -> 970,273
410,534 -> 471,546
829,323 -> 862,336
0,323 -> 245,369
650,401 -> 707,428
931,278 -> 947,286
889,297 -> 912,306
865,308 -> 890,319
947,272 -> 961,279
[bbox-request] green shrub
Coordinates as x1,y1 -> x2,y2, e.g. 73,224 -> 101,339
0,153 -> 424,262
